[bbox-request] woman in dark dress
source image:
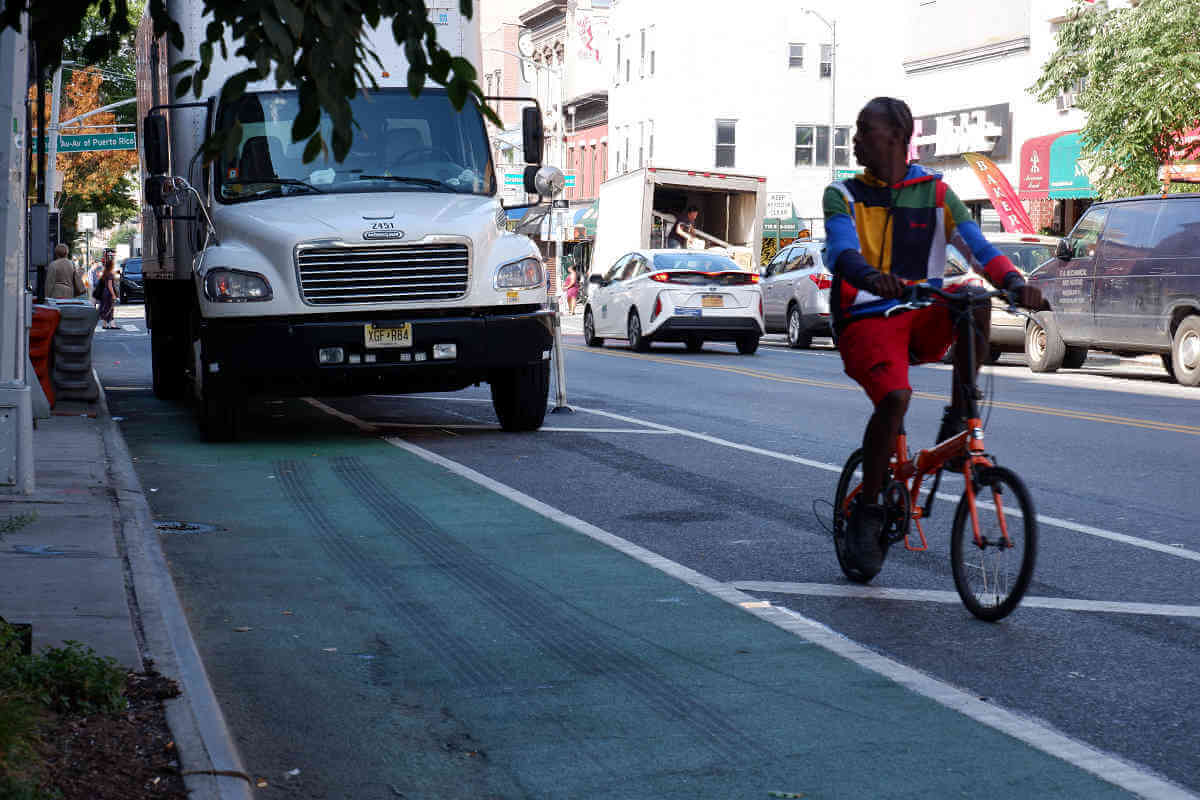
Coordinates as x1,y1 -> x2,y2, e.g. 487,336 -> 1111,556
97,256 -> 118,329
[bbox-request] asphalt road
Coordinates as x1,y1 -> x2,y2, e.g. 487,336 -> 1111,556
96,305 -> 1199,797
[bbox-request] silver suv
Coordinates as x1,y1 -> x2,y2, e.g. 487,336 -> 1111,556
760,239 -> 832,348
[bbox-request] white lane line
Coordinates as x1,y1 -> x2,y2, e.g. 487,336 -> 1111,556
574,405 -> 1200,564
731,582 -> 1200,618
121,323 -> 139,331
367,422 -> 674,433
376,433 -> 1195,800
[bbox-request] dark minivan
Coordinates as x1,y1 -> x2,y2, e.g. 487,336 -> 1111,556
118,257 -> 144,304
1026,194 -> 1200,386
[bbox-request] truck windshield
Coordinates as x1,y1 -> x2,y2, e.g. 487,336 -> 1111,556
214,88 -> 495,203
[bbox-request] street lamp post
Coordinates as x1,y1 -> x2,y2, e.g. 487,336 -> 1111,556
803,9 -> 838,184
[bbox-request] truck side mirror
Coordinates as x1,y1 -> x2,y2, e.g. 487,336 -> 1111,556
1055,238 -> 1072,261
144,175 -> 188,208
522,106 -> 543,165
143,114 -> 170,176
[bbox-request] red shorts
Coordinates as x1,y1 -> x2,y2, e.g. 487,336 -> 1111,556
838,302 -> 957,407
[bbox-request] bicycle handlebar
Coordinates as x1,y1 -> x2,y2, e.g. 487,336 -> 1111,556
882,284 -> 1019,318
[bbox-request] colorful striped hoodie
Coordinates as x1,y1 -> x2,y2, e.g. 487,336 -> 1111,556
822,163 -> 1022,330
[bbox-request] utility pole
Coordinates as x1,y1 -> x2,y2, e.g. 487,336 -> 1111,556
803,9 -> 838,184
45,62 -> 63,210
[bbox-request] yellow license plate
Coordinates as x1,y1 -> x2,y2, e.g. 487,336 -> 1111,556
701,294 -> 724,308
364,322 -> 412,349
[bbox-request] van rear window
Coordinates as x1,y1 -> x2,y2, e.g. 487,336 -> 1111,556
1148,199 -> 1200,258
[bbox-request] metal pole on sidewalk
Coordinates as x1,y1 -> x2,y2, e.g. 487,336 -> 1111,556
46,63 -> 62,211
550,209 -> 572,414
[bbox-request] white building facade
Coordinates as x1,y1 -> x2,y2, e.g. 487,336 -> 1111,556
606,0 -> 1114,253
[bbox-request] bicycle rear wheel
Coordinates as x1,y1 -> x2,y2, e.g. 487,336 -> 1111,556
833,449 -> 874,583
950,465 -> 1037,621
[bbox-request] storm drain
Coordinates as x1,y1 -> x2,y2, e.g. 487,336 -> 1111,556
154,520 -> 221,535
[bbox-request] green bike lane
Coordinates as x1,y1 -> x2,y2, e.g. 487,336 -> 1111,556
108,387 -> 1146,799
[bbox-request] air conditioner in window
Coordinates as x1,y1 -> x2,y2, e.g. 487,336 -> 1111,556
1056,91 -> 1076,111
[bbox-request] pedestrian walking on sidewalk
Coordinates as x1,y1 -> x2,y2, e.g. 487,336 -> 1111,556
44,243 -> 85,299
563,266 -> 580,314
95,253 -> 119,329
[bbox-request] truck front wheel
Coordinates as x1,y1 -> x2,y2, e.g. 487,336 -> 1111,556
192,335 -> 243,442
490,361 -> 549,432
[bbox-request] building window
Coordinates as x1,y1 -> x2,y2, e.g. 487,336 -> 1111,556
820,44 -> 833,78
649,26 -> 656,75
795,125 -> 816,166
615,39 -> 621,84
624,129 -> 630,174
834,126 -> 850,166
788,43 -> 805,68
625,35 -> 631,82
715,119 -> 736,168
638,122 -> 645,168
648,120 -> 654,162
640,28 -> 646,77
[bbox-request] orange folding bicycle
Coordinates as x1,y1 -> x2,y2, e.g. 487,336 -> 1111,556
833,284 -> 1038,622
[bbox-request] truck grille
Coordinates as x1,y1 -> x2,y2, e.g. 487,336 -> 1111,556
296,243 -> 470,305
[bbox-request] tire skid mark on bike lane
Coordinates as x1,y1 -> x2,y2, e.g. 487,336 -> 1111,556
329,455 -> 755,765
275,459 -> 504,688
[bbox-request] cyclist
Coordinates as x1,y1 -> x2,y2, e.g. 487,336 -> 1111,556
823,97 -> 1045,579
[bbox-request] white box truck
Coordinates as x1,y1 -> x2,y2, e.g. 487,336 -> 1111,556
591,167 -> 767,277
135,0 -> 560,439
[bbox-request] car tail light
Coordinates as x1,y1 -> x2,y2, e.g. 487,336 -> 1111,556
809,273 -> 833,290
650,271 -> 759,285
652,295 -> 662,320
650,272 -> 671,283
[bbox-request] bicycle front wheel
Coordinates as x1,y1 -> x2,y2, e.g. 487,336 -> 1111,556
950,465 -> 1037,621
833,448 -> 873,583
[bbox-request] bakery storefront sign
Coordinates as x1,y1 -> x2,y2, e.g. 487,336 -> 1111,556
908,103 -> 1011,162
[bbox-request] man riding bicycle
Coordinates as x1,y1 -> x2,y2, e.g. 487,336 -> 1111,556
823,97 -> 1045,579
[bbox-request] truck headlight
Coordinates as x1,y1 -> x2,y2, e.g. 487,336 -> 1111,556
494,257 -> 544,290
204,269 -> 273,302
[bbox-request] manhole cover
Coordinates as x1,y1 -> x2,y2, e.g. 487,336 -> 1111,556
154,520 -> 220,534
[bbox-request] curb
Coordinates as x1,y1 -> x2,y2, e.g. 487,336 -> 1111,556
96,370 -> 254,800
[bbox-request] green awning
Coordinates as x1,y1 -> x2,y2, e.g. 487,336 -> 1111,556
1048,132 -> 1094,199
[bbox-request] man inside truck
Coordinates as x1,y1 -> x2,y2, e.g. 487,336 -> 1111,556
667,206 -> 700,248
823,96 -> 1045,579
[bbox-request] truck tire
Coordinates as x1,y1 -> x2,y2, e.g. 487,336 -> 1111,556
1026,312 -> 1065,373
151,328 -> 186,400
491,361 -> 549,431
1170,315 -> 1200,387
1062,346 -> 1088,369
196,381 -> 242,442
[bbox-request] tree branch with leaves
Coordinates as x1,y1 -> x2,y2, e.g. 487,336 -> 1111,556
5,0 -> 494,167
1030,0 -> 1200,199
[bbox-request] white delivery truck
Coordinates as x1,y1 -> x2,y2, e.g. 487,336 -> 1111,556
134,1 -> 561,440
591,166 -> 767,276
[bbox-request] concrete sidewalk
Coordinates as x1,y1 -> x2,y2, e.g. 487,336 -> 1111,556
0,389 -> 252,800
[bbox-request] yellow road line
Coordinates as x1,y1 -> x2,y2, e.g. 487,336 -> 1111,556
566,345 -> 1200,437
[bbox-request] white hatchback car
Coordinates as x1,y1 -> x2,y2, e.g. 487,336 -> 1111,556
583,250 -> 764,354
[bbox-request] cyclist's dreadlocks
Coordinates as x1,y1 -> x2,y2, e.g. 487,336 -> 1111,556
864,96 -> 914,147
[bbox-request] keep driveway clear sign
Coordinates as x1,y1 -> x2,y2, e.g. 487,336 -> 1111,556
766,192 -> 792,220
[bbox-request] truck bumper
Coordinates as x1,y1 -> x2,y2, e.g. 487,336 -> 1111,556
201,306 -> 554,396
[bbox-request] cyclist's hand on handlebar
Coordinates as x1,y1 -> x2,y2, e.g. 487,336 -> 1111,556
869,272 -> 907,300
1013,284 -> 1050,311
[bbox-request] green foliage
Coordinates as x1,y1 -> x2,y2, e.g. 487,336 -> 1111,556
108,226 -> 137,248
57,175 -> 140,250
0,512 -> 36,537
0,625 -> 127,716
5,0 -> 496,169
1030,0 -> 1200,199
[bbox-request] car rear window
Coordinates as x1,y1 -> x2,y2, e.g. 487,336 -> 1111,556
652,253 -> 741,272
995,244 -> 1055,272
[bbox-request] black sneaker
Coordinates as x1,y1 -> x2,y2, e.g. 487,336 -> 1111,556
845,497 -> 887,579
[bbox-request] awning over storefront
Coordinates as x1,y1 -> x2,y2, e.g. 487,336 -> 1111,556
762,217 -> 810,238
1048,132 -> 1094,199
575,201 -> 598,238
1018,130 -> 1075,199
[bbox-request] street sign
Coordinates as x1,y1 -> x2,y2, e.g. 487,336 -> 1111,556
834,168 -> 858,180
563,173 -> 576,188
766,192 -> 792,219
33,132 -> 136,153
77,212 -> 98,232
503,171 -> 525,187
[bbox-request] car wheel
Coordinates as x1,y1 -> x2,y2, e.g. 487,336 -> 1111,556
787,305 -> 812,349
736,334 -> 760,355
627,310 -> 650,352
684,334 -> 703,353
583,307 -> 603,347
1170,315 -> 1200,387
1025,312 -> 1065,373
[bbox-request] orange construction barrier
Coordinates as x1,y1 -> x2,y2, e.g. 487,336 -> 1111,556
30,306 -> 60,407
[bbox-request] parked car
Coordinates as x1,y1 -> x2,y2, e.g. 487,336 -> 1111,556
1026,194 -> 1200,385
118,257 -> 144,304
760,239 -> 832,348
944,233 -> 1060,363
583,250 -> 764,354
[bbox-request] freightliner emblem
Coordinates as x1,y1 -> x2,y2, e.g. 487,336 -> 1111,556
363,229 -> 405,241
